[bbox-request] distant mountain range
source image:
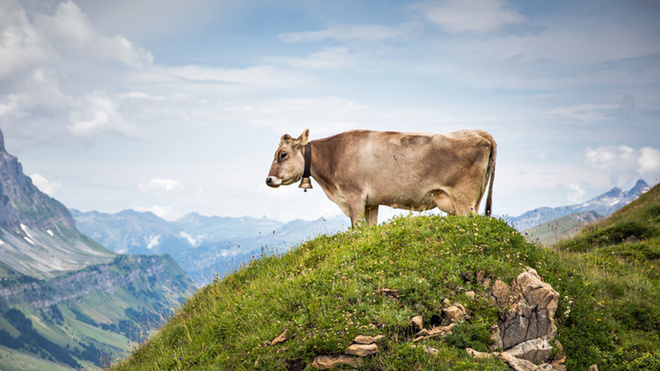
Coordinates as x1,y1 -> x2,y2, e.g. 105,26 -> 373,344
72,180 -> 652,286
73,209 -> 349,284
0,129 -> 192,370
507,179 -> 651,230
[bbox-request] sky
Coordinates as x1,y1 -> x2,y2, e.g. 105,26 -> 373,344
1,0 -> 659,223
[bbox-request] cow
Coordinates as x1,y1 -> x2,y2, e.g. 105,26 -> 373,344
266,129 -> 496,228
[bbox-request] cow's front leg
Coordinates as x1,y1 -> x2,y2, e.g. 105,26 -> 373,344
346,195 -> 368,228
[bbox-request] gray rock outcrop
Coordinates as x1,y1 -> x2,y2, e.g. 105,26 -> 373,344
469,267 -> 563,370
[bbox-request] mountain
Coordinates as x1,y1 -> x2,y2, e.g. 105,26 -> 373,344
508,179 -> 650,230
73,210 -> 349,284
0,129 -> 193,369
523,210 -> 602,247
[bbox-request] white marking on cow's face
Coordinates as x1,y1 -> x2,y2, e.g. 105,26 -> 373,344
266,129 -> 309,188
265,176 -> 282,188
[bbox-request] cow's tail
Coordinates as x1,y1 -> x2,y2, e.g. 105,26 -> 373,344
482,132 -> 497,217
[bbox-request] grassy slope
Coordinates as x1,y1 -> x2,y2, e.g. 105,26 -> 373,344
555,184 -> 660,368
107,201 -> 658,371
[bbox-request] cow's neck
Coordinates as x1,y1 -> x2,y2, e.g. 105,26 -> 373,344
308,139 -> 337,196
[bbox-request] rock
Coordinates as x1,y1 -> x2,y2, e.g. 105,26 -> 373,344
466,348 -> 492,359
269,329 -> 288,346
468,268 -> 562,369
499,351 -> 552,371
489,324 -> 503,351
442,298 -> 452,307
311,355 -> 361,369
379,288 -> 399,299
423,346 -> 439,356
465,291 -> 476,299
353,335 -> 384,344
490,279 -> 510,307
498,267 -> 559,352
588,365 -> 599,371
413,323 -> 455,342
410,344 -> 440,356
482,277 -> 492,288
477,270 -> 486,284
443,305 -> 467,323
624,235 -> 639,244
506,338 -> 553,364
345,343 -> 379,357
411,315 -> 424,332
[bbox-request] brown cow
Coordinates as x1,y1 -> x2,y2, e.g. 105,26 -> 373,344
266,129 -> 496,227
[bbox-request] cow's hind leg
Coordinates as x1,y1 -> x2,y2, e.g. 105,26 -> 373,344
365,206 -> 378,225
450,188 -> 481,216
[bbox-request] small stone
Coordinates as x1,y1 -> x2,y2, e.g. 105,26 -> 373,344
345,343 -> 379,357
311,355 -> 362,369
353,335 -> 385,344
588,365 -> 599,371
411,315 -> 424,332
269,329 -> 288,346
442,298 -> 452,307
413,323 -> 455,342
465,291 -> 476,299
476,270 -> 486,284
482,277 -> 492,288
379,288 -> 399,298
443,305 -> 466,323
423,346 -> 439,356
466,348 -> 492,359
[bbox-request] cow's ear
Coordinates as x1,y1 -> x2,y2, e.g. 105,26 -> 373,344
295,129 -> 310,148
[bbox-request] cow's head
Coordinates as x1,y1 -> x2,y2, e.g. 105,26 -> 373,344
266,129 -> 309,188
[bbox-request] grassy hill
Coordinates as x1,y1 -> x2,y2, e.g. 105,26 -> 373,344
110,186 -> 660,370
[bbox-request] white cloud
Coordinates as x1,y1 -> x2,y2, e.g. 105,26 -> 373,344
638,147 -> 660,178
118,91 -> 167,101
146,235 -> 160,250
34,1 -> 153,68
29,173 -> 63,196
272,47 -> 355,70
138,178 -> 185,194
584,145 -> 660,187
278,23 -> 414,43
179,231 -> 203,247
420,0 -> 526,34
68,92 -> 137,138
567,183 -> 587,204
546,104 -> 619,123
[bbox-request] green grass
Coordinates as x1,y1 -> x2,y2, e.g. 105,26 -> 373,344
553,184 -> 660,369
109,185 -> 660,370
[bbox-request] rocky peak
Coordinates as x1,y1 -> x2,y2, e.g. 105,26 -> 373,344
626,179 -> 650,198
0,128 -> 76,231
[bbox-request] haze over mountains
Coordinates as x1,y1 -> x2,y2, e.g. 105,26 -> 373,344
72,209 -> 349,284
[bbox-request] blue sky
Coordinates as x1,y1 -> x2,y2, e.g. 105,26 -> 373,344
1,0 -> 659,222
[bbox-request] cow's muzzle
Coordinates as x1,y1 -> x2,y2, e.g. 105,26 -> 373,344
265,176 -> 281,188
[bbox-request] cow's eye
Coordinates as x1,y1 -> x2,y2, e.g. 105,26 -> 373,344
279,152 -> 288,161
